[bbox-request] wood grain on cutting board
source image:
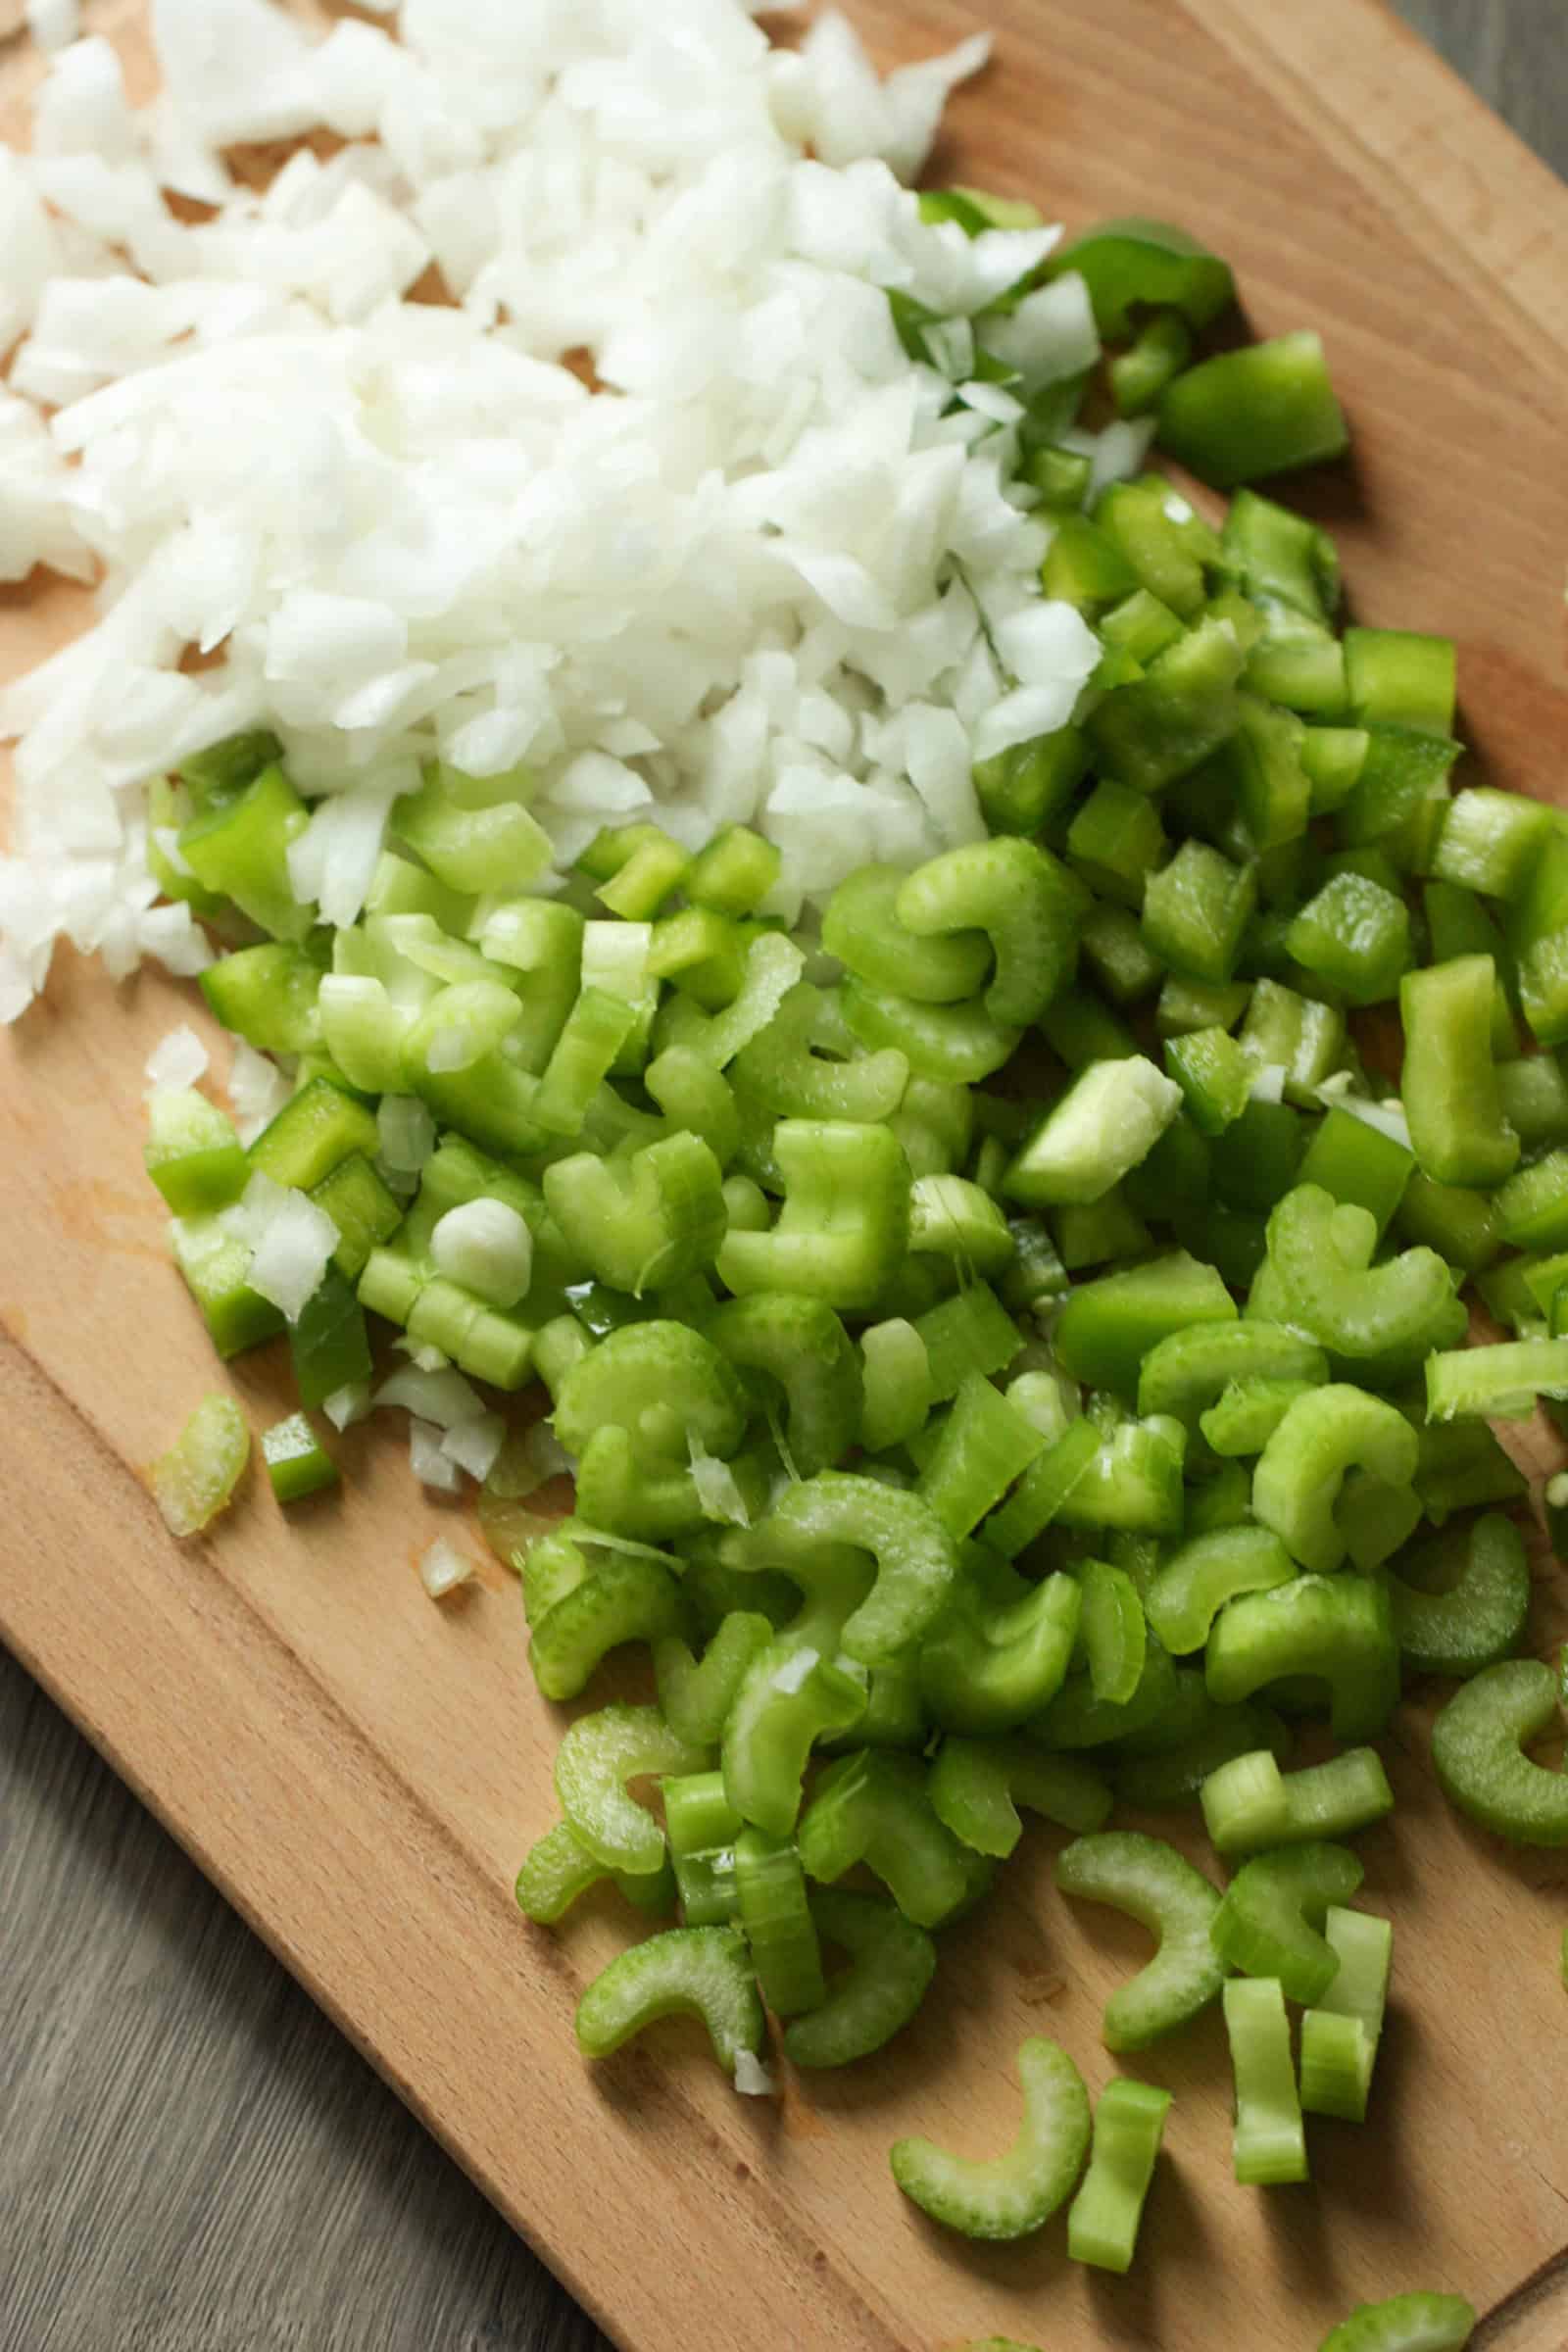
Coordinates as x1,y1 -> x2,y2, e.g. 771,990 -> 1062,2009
3,5 -> 1568,2349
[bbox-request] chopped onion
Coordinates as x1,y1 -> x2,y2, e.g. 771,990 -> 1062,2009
440,1411 -> 507,1483
143,1022 -> 209,1095
226,1040 -> 291,1144
732,2049 -> 777,2097
0,2 -> 1064,1016
375,1362 -> 488,1429
419,1534 -> 477,1596
323,1380 -> 370,1432
431,1198 -> 532,1308
410,1417 -> 464,1493
232,1174 -> 338,1323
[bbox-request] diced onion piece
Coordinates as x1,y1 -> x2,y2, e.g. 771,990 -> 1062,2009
236,1177 -> 339,1322
419,1534 -> 478,1596
375,1363 -> 488,1428
323,1380 -> 370,1431
410,1417 -> 464,1492
440,1411 -> 507,1483
430,1197 -> 533,1309
144,1021 -> 209,1095
732,2049 -> 777,2097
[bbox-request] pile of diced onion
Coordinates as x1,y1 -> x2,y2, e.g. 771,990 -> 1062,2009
0,0 -> 1135,1020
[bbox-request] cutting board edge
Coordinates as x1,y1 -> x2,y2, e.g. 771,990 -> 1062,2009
1194,0 -> 1568,370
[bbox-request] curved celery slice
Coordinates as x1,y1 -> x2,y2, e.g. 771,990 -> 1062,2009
1146,1524 -> 1296,1654
1431,1658 -> 1568,1845
1386,1515 -> 1529,1678
798,1750 -> 973,1929
730,979 -> 908,1122
928,1737 -> 1112,1859
715,1120 -> 911,1310
895,837 -> 1083,1028
890,2037 -> 1091,2240
150,1393 -> 250,1538
574,1926 -> 764,2080
920,1558 -> 1082,1737
784,1890 -> 937,2069
1210,1840 -> 1364,2004
654,1611 -> 774,1746
542,1131 -> 726,1295
1205,1573 -> 1399,1741
555,1320 -> 749,1464
822,862 -> 990,1004
840,974 -> 1022,1084
514,1820 -> 672,1925
743,1471 -> 958,1668
1317,2292 -> 1475,2352
528,1557 -> 689,1704
705,1293 -> 862,1479
721,1634 -> 867,1839
1265,1184 -> 1461,1363
1137,1318 -> 1328,1433
1054,1831 -> 1225,2051
554,1703 -> 710,1878
1079,1558 -> 1148,1706
1252,1385 -> 1419,1576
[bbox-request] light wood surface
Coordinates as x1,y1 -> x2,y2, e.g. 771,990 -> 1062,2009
4,6 -> 1568,2350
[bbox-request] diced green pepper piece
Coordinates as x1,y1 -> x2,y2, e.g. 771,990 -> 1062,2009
1088,616 -> 1246,797
1287,871 -> 1412,1006
973,726 -> 1091,836
1004,1056 -> 1181,1207
1142,838 -> 1256,985
1344,626 -> 1456,737
170,1213 -> 285,1358
180,762 -> 312,943
1157,331 -> 1348,488
262,1411 -> 338,1503
1296,1105 -> 1412,1236
201,941 -> 323,1054
1054,1250 -> 1235,1400
145,1087 -> 249,1215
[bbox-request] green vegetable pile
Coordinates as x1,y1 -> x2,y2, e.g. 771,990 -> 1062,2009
138,204 -> 1558,2336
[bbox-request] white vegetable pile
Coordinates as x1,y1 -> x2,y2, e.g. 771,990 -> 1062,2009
0,0 -> 1128,1023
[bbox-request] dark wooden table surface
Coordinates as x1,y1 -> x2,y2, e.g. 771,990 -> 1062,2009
3,9 -> 1562,2350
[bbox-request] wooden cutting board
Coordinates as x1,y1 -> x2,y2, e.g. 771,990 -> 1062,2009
4,5 -> 1568,2347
